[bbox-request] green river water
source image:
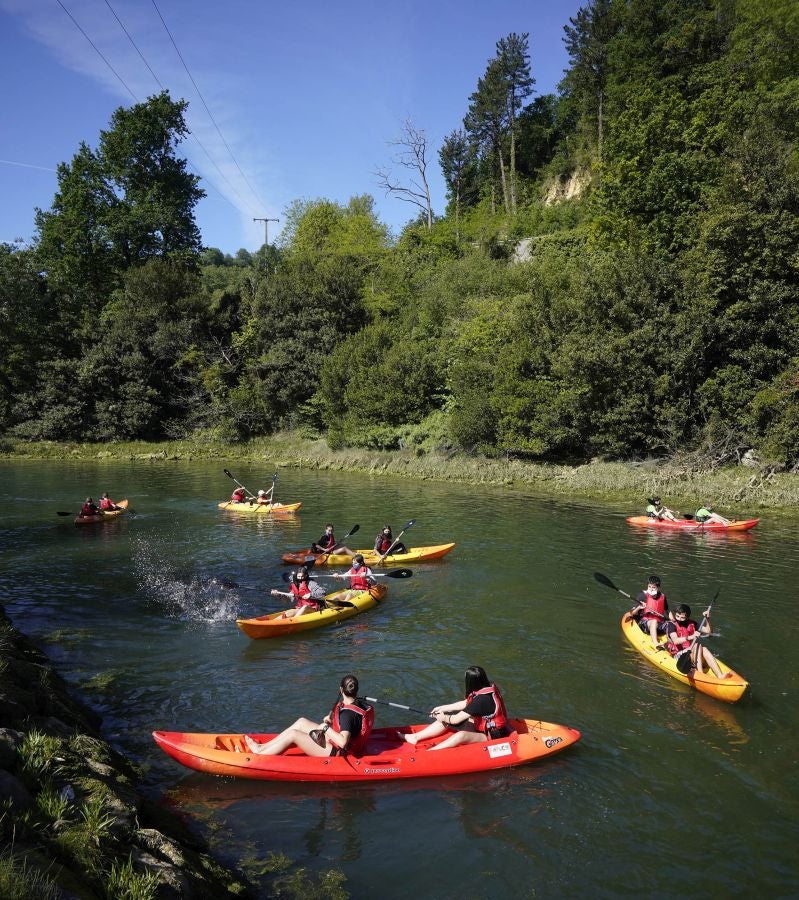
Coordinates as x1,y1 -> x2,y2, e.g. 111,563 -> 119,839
0,460 -> 797,898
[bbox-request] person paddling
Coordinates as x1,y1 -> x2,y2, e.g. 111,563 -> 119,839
244,674 -> 373,757
404,665 -> 511,750
271,566 -> 326,619
332,554 -> 376,602
694,504 -> 730,526
646,497 -> 678,522
231,486 -> 247,503
311,524 -> 354,556
665,604 -> 731,679
374,525 -> 407,556
98,492 -> 120,511
80,497 -> 99,518
256,488 -> 274,505
632,574 -> 672,650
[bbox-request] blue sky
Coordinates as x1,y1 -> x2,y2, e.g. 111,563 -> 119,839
1,0 -> 583,254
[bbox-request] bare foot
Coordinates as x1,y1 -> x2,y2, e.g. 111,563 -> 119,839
244,735 -> 262,753
403,733 -> 418,746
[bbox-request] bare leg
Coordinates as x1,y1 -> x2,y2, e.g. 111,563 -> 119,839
648,620 -> 660,650
698,646 -> 727,679
246,717 -> 324,755
404,720 -> 447,745
429,729 -> 484,751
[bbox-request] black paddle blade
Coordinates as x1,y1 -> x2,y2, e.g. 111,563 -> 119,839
308,726 -> 327,747
593,571 -> 618,591
223,468 -> 234,479
346,523 -> 360,537
56,511 -> 74,516
403,519 -> 416,530
386,568 -> 413,579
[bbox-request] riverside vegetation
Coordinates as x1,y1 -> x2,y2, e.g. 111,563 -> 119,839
0,2 -> 797,474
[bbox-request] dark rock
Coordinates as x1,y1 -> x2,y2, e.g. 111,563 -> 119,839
0,768 -> 34,812
0,727 -> 22,767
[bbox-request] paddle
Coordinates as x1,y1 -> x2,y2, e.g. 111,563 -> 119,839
362,696 -> 431,717
282,569 -> 413,581
223,468 -> 255,502
58,506 -> 134,517
593,571 -> 635,602
265,471 -> 278,513
377,519 -> 416,564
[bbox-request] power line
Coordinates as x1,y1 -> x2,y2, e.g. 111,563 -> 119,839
55,0 -> 138,102
102,0 -> 260,217
149,0 -> 266,212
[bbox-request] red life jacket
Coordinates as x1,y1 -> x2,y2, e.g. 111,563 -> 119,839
640,591 -> 667,621
376,534 -> 393,553
99,497 -> 114,510
347,565 -> 372,591
467,684 -> 509,736
290,581 -> 319,610
332,701 -> 374,754
231,488 -> 246,502
667,620 -> 697,656
80,503 -> 97,517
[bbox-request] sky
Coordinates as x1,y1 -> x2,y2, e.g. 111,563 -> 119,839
0,0 -> 584,255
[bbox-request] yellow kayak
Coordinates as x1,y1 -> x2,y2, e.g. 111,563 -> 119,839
236,584 -> 388,638
281,543 -> 455,566
621,613 -> 748,703
218,500 -> 302,514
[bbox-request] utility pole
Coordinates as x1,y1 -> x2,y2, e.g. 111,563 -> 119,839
253,217 -> 279,246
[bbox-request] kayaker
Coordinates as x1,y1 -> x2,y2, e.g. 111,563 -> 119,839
80,497 -> 99,517
646,497 -> 679,522
271,566 -> 326,619
98,492 -> 120,511
332,554 -> 377,601
256,488 -> 274,505
695,504 -> 730,526
664,604 -> 731,679
231,487 -> 247,503
404,665 -> 511,750
311,524 -> 354,556
374,525 -> 407,556
632,574 -> 672,650
244,674 -> 373,757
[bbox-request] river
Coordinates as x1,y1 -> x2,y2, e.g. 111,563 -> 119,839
0,460 -> 797,897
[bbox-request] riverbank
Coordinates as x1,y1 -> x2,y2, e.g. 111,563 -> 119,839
0,604 -> 251,898
2,432 -> 797,512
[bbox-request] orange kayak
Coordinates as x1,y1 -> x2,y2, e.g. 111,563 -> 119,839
626,516 -> 759,531
152,718 -> 581,782
620,613 -> 748,703
74,499 -> 129,525
236,584 -> 388,638
218,500 -> 302,514
281,543 -> 455,566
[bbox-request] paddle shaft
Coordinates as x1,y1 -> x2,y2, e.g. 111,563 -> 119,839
223,468 -> 255,499
363,696 -> 430,717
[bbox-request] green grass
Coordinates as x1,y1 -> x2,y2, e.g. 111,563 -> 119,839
104,856 -> 159,900
0,849 -> 60,900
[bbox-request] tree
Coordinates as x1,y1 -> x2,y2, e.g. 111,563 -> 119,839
374,119 -> 434,228
496,32 -> 535,212
465,57 -> 511,214
439,129 -> 479,231
35,90 -> 203,311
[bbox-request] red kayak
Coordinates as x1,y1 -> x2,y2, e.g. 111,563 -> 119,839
626,516 -> 759,531
74,499 -> 129,525
152,718 -> 580,783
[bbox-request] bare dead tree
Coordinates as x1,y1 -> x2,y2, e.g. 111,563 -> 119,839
374,118 -> 433,228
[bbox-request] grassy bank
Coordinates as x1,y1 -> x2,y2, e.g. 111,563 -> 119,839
2,432 -> 797,513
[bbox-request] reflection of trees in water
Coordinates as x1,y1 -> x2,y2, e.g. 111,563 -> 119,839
303,791 -> 377,861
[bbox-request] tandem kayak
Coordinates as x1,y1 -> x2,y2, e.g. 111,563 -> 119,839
236,584 -> 388,638
218,500 -> 302,514
281,543 -> 456,566
152,718 -> 581,783
620,614 -> 748,703
626,516 -> 759,531
74,499 -> 129,525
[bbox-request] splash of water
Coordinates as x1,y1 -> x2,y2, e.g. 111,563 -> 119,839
131,537 -> 242,623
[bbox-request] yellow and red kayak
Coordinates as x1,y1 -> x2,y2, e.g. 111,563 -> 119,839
152,717 -> 580,782
236,584 -> 387,638
626,516 -> 759,531
281,543 -> 455,566
74,499 -> 129,525
218,500 -> 302,514
621,613 -> 748,703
